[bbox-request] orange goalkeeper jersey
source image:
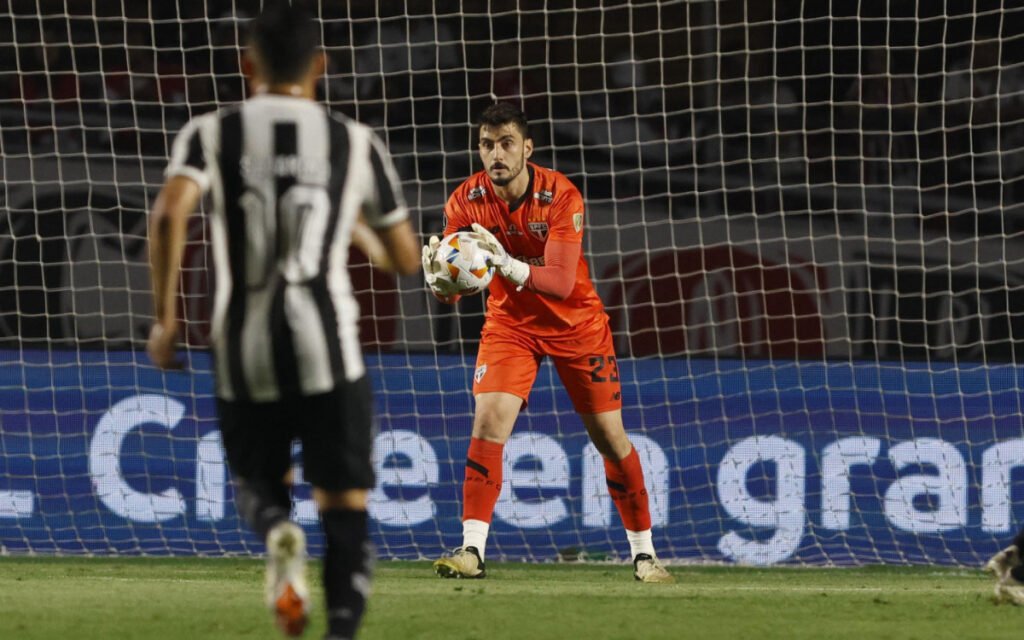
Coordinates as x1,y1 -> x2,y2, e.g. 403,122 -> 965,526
443,162 -> 606,335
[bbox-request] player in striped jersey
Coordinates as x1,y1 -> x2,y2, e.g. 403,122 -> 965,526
147,5 -> 419,638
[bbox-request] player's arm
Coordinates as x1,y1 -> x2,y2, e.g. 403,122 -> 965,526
521,240 -> 579,299
148,117 -> 210,370
361,132 -> 420,275
521,188 -> 585,299
372,218 -> 420,275
471,222 -> 577,299
472,186 -> 583,299
351,212 -> 393,271
147,175 -> 201,369
353,211 -> 419,275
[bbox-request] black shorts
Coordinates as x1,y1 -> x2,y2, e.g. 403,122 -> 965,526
216,376 -> 375,491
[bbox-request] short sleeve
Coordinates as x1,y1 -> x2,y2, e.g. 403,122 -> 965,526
362,132 -> 409,229
165,116 -> 212,193
547,186 -> 585,243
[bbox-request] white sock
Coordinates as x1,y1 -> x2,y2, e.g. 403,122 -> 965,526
462,519 -> 490,560
626,529 -> 655,559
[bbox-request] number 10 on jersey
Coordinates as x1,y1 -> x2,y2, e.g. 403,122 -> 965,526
239,184 -> 332,287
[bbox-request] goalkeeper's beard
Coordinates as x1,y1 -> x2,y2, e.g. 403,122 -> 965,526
488,160 -> 524,187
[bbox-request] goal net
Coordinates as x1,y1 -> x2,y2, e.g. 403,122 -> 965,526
2,0 -> 1024,565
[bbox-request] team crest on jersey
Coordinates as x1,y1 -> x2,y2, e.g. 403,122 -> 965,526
528,221 -> 549,240
507,223 -> 524,236
573,212 -> 583,233
475,364 -> 487,383
468,186 -> 488,201
534,190 -> 554,204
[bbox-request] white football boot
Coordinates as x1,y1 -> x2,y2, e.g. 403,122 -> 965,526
984,544 -> 1024,605
265,521 -> 310,636
433,546 -> 486,579
633,553 -> 674,583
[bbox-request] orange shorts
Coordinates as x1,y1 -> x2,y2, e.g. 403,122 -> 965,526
472,315 -> 622,415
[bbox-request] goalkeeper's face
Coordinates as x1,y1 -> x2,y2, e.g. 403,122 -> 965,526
479,124 -> 533,188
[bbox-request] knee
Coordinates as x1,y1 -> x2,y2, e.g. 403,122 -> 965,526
590,428 -> 633,461
471,426 -> 507,443
591,436 -> 621,459
472,412 -> 511,443
471,393 -> 522,443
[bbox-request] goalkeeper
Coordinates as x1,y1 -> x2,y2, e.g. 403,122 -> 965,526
422,101 -> 672,583
986,529 -> 1024,604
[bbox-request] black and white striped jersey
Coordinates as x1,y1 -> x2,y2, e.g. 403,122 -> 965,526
165,94 -> 408,402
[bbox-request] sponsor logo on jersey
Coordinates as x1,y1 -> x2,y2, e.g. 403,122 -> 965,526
534,190 -> 554,204
573,212 -> 584,233
468,186 -> 488,201
474,364 -> 487,383
528,221 -> 549,240
507,223 -> 524,236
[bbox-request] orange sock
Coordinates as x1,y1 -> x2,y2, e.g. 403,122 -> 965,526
463,438 -> 504,523
604,447 -> 652,532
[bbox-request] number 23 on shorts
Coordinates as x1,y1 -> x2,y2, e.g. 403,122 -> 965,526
588,355 -> 620,383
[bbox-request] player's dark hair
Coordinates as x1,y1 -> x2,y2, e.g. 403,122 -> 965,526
477,101 -> 530,139
246,2 -> 320,84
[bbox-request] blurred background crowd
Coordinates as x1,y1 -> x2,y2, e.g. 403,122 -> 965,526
1,0 -> 1022,230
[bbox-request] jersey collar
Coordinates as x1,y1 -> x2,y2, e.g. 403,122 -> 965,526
506,165 -> 535,213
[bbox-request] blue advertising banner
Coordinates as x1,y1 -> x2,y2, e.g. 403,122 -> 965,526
1,349 -> 1022,565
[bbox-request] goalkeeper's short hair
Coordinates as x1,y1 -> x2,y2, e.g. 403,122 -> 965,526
478,102 -> 530,139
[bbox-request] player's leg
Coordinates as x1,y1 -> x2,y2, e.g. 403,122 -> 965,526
300,379 -> 377,639
578,409 -> 670,583
264,518 -> 310,638
217,398 -> 293,539
434,328 -> 538,578
986,527 -> 1024,604
550,320 -> 673,583
434,390 -> 523,578
217,398 -> 309,635
313,488 -> 372,639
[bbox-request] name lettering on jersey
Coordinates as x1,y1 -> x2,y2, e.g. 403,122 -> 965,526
527,221 -> 549,241
468,186 -> 488,201
240,154 -> 327,183
507,223 -> 524,236
534,190 -> 554,204
573,212 -> 584,233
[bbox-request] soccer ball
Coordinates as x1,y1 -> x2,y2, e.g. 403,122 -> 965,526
433,231 -> 496,295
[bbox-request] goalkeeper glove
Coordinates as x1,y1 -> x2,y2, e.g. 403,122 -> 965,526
471,223 -> 530,288
421,236 -> 462,298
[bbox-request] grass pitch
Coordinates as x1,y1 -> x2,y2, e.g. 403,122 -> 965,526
0,557 -> 1020,639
